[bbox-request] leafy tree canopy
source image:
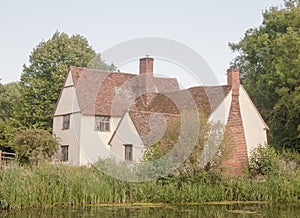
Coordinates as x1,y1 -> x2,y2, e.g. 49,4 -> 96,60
0,81 -> 20,151
229,0 -> 300,151
0,81 -> 20,121
17,31 -> 115,130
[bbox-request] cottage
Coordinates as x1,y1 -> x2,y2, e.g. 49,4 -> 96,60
53,57 -> 268,173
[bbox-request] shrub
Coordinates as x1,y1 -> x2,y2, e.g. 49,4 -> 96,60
14,129 -> 59,165
248,145 -> 281,177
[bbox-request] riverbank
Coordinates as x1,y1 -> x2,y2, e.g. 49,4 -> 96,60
3,202 -> 300,217
0,162 -> 299,210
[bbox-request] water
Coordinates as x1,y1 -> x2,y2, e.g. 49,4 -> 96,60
2,203 -> 300,217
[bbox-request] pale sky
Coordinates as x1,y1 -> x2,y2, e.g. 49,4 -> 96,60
0,0 -> 284,85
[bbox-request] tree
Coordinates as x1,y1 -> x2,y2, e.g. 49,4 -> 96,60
14,129 -> 59,165
17,31 -> 115,131
229,0 -> 300,151
0,82 -> 20,121
0,81 -> 20,151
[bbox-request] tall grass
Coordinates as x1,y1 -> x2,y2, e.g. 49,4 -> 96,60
0,161 -> 299,209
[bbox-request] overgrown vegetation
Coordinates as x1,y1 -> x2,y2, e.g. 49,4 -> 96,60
0,147 -> 299,210
248,145 -> 281,177
14,129 -> 59,165
142,111 -> 236,177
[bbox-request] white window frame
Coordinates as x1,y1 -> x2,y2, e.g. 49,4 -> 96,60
95,116 -> 110,132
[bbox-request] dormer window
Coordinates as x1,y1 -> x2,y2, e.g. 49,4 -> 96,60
95,116 -> 110,132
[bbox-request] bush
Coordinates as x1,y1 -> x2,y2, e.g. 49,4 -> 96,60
14,129 -> 59,165
248,145 -> 281,177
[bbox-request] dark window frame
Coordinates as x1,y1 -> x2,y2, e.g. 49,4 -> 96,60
62,114 -> 71,130
61,145 -> 69,162
95,116 -> 110,132
124,144 -> 133,161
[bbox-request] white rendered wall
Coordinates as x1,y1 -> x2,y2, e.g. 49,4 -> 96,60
239,86 -> 268,158
110,112 -> 145,162
53,71 -> 81,165
53,113 -> 81,165
54,75 -> 80,116
209,91 -> 232,125
64,70 -> 74,87
79,116 -> 121,165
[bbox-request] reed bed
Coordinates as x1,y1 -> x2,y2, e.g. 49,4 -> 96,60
0,162 -> 299,209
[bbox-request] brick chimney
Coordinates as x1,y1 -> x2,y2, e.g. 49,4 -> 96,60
139,57 -> 154,75
227,69 -> 240,96
222,69 -> 248,174
138,57 -> 155,106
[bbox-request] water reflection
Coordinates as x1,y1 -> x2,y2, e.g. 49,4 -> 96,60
2,203 -> 300,218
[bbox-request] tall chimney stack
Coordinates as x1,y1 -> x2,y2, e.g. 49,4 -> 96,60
223,68 -> 248,174
138,57 -> 155,106
227,69 -> 240,96
140,57 -> 154,75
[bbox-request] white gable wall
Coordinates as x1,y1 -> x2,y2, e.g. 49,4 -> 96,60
53,70 -> 81,165
65,70 -> 74,87
54,73 -> 80,116
199,92 -> 232,166
239,86 -> 268,158
209,91 -> 232,124
110,112 -> 145,162
207,87 -> 267,161
79,115 -> 121,165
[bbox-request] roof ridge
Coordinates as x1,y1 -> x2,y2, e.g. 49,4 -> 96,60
128,109 -> 180,117
188,85 -> 230,89
69,66 -> 132,75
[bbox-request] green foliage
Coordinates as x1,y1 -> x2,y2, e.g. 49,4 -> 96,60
0,120 -> 21,151
17,31 -> 114,131
142,111 -> 235,176
0,163 -> 299,209
0,82 -> 20,151
142,111 -> 209,176
248,145 -> 282,177
0,82 -> 20,121
229,0 -> 300,151
14,129 -> 59,165
282,148 -> 300,165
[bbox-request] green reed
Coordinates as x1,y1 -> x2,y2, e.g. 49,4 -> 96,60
0,162 -> 299,209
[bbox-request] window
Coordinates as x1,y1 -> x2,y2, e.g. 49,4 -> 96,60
61,145 -> 69,162
95,116 -> 110,131
62,114 -> 70,130
124,144 -> 133,161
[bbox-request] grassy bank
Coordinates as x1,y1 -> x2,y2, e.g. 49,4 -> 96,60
0,162 -> 299,209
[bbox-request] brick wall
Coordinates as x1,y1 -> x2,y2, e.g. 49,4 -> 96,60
222,69 -> 248,174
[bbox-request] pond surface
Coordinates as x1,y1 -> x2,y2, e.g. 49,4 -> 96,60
2,203 -> 300,217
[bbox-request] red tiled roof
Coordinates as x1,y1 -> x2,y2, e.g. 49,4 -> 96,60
66,67 -> 232,146
68,66 -> 180,116
128,85 -> 231,145
128,109 -> 180,145
130,85 -> 231,117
